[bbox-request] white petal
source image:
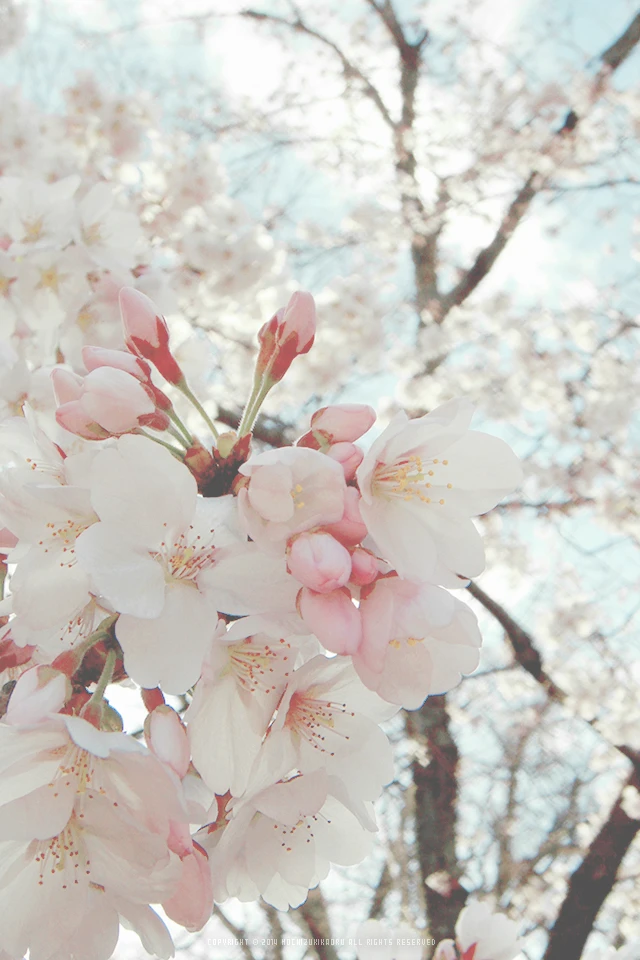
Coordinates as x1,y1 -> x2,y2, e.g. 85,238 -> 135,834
116,586 -> 217,693
75,522 -> 166,618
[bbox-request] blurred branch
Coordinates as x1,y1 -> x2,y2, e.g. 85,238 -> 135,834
293,887 -> 340,960
420,8 -> 640,331
240,8 -> 395,128
216,405 -> 293,447
543,768 -> 640,960
368,860 -> 393,919
467,580 -> 567,702
212,906 -> 256,960
262,904 -> 285,960
405,696 -> 468,948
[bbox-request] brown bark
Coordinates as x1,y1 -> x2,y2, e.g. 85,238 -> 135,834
405,696 -> 468,947
543,769 -> 640,960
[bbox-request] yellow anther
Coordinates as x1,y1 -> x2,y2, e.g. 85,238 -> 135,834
439,499 -> 445,505
447,483 -> 453,489
389,639 -> 401,649
428,470 -> 434,476
442,459 -> 448,465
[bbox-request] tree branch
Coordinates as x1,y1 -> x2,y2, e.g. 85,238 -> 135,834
293,887 -> 340,960
430,8 -> 640,324
543,769 -> 640,960
212,906 -> 257,960
405,696 -> 468,948
240,9 -> 396,128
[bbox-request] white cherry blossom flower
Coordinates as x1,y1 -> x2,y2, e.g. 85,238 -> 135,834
0,713 -> 187,960
356,399 -> 523,586
202,769 -> 376,910
355,577 -> 482,709
237,446 -> 346,552
186,620 -> 296,798
253,655 -> 396,801
74,434 -> 240,692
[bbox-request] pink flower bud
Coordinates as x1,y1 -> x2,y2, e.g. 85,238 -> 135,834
119,287 -> 185,385
145,705 -> 191,779
256,290 -> 316,384
82,344 -> 151,381
80,367 -> 156,433
287,531 -> 352,593
433,941 -> 457,960
6,665 -> 71,726
326,441 -> 364,481
350,547 -> 379,586
324,486 -> 368,546
310,403 -> 376,442
55,401 -> 111,440
298,586 -> 362,655
51,367 -> 83,405
163,842 -> 213,933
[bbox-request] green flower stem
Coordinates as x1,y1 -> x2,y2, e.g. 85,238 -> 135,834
86,648 -> 117,711
177,382 -> 220,440
136,429 -> 185,460
167,407 -> 194,445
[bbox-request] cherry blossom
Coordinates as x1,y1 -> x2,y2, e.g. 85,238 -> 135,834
356,399 -> 523,586
237,446 -> 347,551
356,576 -> 482,708
0,713 -> 188,960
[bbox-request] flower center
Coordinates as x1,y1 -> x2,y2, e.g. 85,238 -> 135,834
372,454 -> 452,505
229,637 -> 291,695
389,635 -> 425,650
34,819 -> 89,889
285,690 -> 354,757
157,523 -> 218,583
290,483 -> 305,510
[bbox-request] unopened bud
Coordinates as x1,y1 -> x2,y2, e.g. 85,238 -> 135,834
256,291 -> 316,384
145,705 -> 191,779
287,532 -> 352,593
326,441 -> 364,481
119,287 -> 185,386
310,403 -> 376,442
324,486 -> 368,546
297,586 -> 362,655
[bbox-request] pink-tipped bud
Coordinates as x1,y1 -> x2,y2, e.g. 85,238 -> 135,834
256,290 -> 316,384
433,941 -> 457,960
298,586 -> 362,655
349,547 -> 379,586
51,367 -> 83,405
80,367 -> 156,432
119,287 -> 185,385
287,531 -> 352,594
55,401 -> 111,440
163,842 -> 213,932
82,344 -> 152,381
310,403 -> 376,442
6,665 -> 71,726
326,441 -> 364,481
324,486 -> 368,546
53,365 -> 169,439
145,705 -> 191,779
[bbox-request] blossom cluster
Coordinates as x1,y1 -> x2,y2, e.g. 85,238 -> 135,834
0,285 -> 522,958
